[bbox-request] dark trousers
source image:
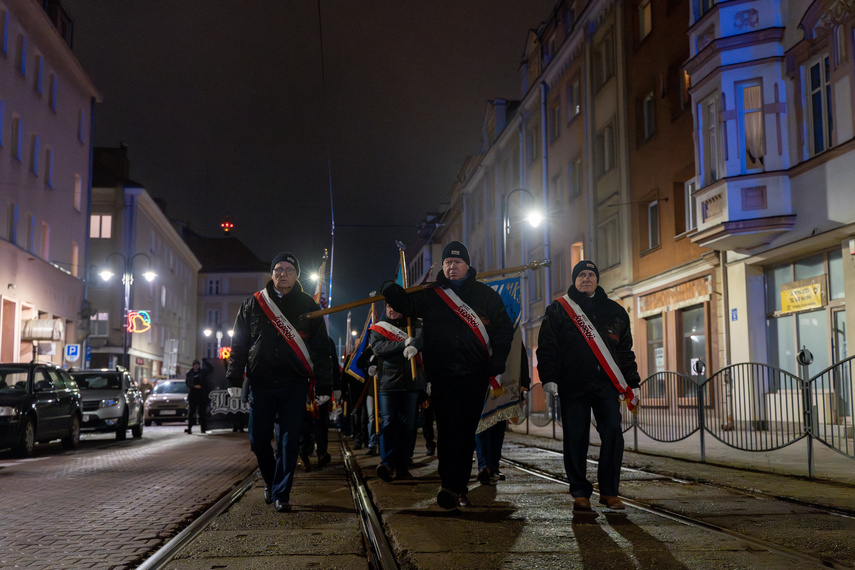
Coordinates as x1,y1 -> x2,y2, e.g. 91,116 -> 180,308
316,401 -> 330,456
378,390 -> 420,473
431,373 -> 490,495
420,401 -> 435,448
475,420 -> 506,474
248,381 -> 309,502
559,388 -> 624,498
187,394 -> 208,431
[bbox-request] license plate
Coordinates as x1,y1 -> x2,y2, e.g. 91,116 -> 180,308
82,414 -> 90,422
160,410 -> 176,415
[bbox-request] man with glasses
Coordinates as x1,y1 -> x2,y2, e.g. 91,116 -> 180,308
227,252 -> 333,513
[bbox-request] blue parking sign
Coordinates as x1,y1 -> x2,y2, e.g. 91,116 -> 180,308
65,344 -> 81,363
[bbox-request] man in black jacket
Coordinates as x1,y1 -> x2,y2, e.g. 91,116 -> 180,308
226,252 -> 333,513
185,359 -> 213,434
382,240 -> 513,510
537,260 -> 640,511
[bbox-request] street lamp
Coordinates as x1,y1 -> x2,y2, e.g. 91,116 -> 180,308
204,326 -> 234,357
501,188 -> 543,268
99,252 -> 157,370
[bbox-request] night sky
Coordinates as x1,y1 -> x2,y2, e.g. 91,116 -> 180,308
62,1 -> 557,346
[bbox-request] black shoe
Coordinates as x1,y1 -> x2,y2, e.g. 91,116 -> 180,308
425,444 -> 436,456
458,493 -> 472,508
366,445 -> 378,456
376,463 -> 394,482
396,468 -> 413,480
184,428 -> 192,434
274,499 -> 291,512
477,467 -> 492,486
436,488 -> 459,511
300,454 -> 311,472
317,453 -> 331,468
263,487 -> 273,504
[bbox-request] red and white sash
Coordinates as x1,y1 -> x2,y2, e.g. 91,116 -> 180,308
435,286 -> 503,389
254,288 -> 315,381
557,294 -> 638,412
369,321 -> 424,367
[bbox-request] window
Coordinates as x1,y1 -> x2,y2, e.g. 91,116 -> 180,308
91,312 -> 109,337
551,171 -> 564,208
206,279 -> 221,295
568,157 -> 582,199
49,74 -> 57,112
808,56 -> 833,155
646,315 -> 665,396
29,134 -> 39,175
16,34 -> 25,75
639,0 -> 652,41
684,179 -> 697,232
597,215 -> 620,269
7,203 -> 18,244
527,124 -> 539,164
90,214 -> 112,239
73,175 -> 82,211
593,31 -> 614,89
647,200 -> 660,250
567,78 -> 581,121
71,242 -> 79,277
45,147 -> 54,187
680,304 -> 706,395
551,252 -> 566,297
700,96 -> 721,185
550,100 -> 561,141
12,116 -> 23,161
739,82 -> 765,171
642,91 -> 656,140
34,55 -> 43,94
1,10 -> 8,55
40,222 -> 49,259
595,123 -> 616,177
26,214 -> 35,253
679,69 -> 691,111
77,109 -> 85,142
571,241 -> 585,267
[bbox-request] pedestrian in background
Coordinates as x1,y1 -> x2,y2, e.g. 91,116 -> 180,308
227,252 -> 333,513
536,260 -> 640,511
185,359 -> 213,434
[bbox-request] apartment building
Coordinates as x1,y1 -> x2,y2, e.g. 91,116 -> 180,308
0,0 -> 99,363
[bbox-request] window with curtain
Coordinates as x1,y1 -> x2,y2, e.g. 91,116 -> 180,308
808,56 -> 833,155
741,83 -> 765,171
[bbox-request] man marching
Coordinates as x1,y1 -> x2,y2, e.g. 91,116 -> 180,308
536,260 -> 640,511
227,252 -> 333,513
381,240 -> 513,510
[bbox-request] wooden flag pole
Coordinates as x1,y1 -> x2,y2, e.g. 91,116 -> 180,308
397,242 -> 418,381
300,259 -> 551,320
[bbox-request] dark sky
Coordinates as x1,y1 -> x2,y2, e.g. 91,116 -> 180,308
63,1 -> 556,345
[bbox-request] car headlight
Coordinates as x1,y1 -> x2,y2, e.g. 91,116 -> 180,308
0,406 -> 19,417
101,399 -> 120,408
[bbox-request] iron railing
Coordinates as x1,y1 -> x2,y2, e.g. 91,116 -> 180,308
520,355 -> 855,477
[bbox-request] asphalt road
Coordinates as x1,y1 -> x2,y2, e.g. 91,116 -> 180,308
0,425 -> 256,570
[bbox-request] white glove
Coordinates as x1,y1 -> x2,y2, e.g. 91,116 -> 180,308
315,394 -> 330,406
227,387 -> 242,399
425,382 -> 431,397
368,365 -> 377,377
405,337 -> 415,347
492,374 -> 503,387
403,346 -> 418,360
333,390 -> 341,402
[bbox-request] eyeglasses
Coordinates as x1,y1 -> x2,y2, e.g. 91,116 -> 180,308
273,267 -> 296,276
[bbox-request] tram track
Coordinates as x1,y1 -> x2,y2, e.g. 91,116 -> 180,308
501,444 -> 852,569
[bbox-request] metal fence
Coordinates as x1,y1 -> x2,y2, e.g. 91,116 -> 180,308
519,355 -> 855,477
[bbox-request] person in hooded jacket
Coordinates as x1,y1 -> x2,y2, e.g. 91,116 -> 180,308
369,303 -> 426,482
381,240 -> 513,511
226,252 -> 333,513
536,260 -> 641,511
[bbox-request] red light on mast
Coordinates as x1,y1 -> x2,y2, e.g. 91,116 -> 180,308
220,216 -> 234,235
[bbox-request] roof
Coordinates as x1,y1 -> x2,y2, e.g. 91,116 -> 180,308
185,236 -> 269,273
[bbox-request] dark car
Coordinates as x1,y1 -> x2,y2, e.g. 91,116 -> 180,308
144,379 -> 189,426
70,367 -> 144,440
0,362 -> 82,457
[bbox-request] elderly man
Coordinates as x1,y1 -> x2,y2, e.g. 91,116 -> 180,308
381,240 -> 513,510
227,252 -> 333,513
537,260 -> 640,511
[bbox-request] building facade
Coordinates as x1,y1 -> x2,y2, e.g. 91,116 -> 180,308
0,0 -> 99,364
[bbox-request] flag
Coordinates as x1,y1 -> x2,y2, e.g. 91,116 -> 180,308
344,305 -> 376,383
395,262 -> 404,287
477,274 -> 524,433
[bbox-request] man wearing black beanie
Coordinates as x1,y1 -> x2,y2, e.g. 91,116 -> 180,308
226,251 -> 332,513
381,240 -> 513,511
537,259 -> 640,512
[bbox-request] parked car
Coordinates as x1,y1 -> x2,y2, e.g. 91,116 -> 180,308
144,379 -> 189,426
69,367 -> 144,440
0,362 -> 82,457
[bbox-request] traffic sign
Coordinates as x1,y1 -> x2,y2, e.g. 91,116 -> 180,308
65,344 -> 81,363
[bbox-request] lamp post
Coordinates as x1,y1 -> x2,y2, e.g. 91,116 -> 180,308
99,252 -> 156,370
204,326 -> 234,358
501,188 -> 543,269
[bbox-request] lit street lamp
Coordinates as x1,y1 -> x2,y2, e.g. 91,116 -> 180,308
501,188 -> 543,269
204,326 -> 234,357
99,252 -> 156,370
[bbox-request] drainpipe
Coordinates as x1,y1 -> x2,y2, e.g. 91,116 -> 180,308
720,249 -> 731,367
540,82 -> 552,299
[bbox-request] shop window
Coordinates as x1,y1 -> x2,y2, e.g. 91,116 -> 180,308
680,305 -> 706,397
646,315 -> 665,397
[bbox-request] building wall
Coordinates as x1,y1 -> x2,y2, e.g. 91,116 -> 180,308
0,0 -> 99,363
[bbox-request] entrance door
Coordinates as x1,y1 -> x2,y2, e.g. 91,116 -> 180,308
831,309 -> 850,419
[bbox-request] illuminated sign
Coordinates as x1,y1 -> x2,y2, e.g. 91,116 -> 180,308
127,310 -> 152,333
218,347 -> 231,360
780,278 -> 825,314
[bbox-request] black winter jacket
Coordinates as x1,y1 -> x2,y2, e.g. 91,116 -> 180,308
369,316 -> 426,392
536,285 -> 640,395
382,268 -> 513,381
226,281 -> 333,395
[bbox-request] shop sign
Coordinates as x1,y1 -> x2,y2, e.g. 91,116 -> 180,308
780,277 -> 825,314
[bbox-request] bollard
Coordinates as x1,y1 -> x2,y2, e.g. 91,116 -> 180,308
797,347 -> 814,477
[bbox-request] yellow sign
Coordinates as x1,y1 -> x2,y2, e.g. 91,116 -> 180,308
780,278 -> 825,314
